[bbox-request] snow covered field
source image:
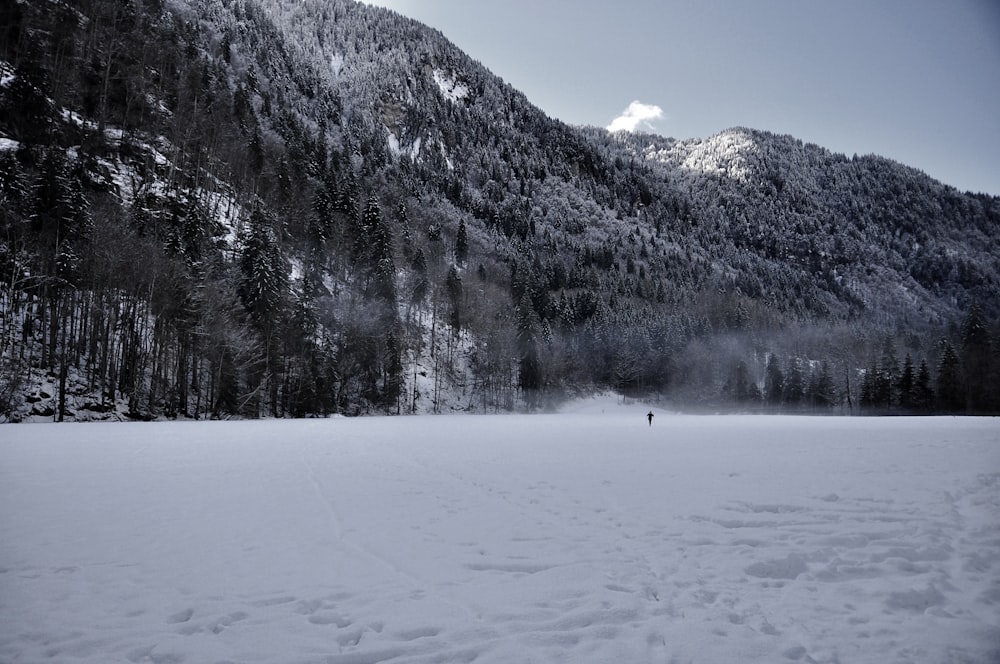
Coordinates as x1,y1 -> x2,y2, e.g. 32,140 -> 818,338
2,398 -> 999,663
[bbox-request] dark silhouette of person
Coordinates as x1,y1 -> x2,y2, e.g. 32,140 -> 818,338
647,411 -> 654,426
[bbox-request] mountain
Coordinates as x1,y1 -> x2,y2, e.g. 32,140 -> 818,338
1,0 -> 997,421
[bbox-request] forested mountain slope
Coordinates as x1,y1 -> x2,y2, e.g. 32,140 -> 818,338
1,0 -> 997,421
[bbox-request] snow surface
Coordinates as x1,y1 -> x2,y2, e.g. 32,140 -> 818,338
432,69 -> 469,103
385,130 -> 422,161
2,400 -> 999,663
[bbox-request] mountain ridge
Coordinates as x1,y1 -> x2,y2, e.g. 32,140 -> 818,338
1,0 -> 997,420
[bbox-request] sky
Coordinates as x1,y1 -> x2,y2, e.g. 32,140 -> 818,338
363,0 -> 1000,195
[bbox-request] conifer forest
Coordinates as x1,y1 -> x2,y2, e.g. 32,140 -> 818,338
1,0 -> 998,421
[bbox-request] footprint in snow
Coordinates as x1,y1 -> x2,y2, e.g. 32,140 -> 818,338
393,626 -> 441,641
308,611 -> 352,627
166,608 -> 194,624
250,594 -> 297,607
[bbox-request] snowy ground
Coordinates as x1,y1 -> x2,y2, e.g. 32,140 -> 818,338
1,398 -> 999,663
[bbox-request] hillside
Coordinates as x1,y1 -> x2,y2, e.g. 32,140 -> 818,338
1,0 -> 998,421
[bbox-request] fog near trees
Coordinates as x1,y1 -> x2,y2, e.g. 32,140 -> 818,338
1,0 -> 998,421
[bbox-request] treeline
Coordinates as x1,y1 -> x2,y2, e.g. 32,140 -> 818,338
720,307 -> 1000,415
856,306 -> 999,414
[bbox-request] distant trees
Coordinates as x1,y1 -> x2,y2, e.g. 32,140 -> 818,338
848,306 -> 1000,415
516,292 -> 542,408
935,341 -> 964,413
454,218 -> 468,265
445,265 -> 463,334
764,355 -> 784,406
961,304 -> 996,413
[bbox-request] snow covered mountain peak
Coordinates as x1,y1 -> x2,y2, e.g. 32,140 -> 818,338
638,127 -> 764,183
679,128 -> 763,182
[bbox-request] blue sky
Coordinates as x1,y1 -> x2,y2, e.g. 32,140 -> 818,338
363,1 -> 1000,195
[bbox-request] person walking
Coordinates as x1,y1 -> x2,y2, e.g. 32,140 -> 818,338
647,411 -> 654,426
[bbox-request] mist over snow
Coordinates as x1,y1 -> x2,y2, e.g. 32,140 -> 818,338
2,403 -> 999,663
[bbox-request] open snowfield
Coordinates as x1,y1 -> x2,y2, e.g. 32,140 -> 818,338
1,398 -> 999,664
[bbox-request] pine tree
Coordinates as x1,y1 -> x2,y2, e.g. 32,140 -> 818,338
913,359 -> 934,412
764,354 -> 784,407
32,150 -> 91,286
898,354 -> 915,411
783,357 -> 804,406
860,363 -> 876,411
371,255 -> 398,307
397,203 -> 413,260
410,248 -> 429,309
383,329 -> 402,414
987,332 -> 1000,413
936,341 -> 963,413
732,360 -> 759,405
358,194 -> 397,307
308,171 -> 336,254
238,206 -> 287,327
454,218 -> 468,265
811,362 -> 836,409
353,194 -> 378,265
1,59 -> 55,144
876,340 -> 899,409
961,304 -> 993,412
516,292 -> 542,406
445,265 -> 463,335
862,358 -> 893,411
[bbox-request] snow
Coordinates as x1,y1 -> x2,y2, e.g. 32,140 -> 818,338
0,60 -> 13,88
2,405 -> 999,663
330,53 -> 345,77
640,129 -> 764,184
433,69 -> 469,103
386,130 -> 421,161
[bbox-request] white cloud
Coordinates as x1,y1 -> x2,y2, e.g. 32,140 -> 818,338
607,101 -> 665,133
